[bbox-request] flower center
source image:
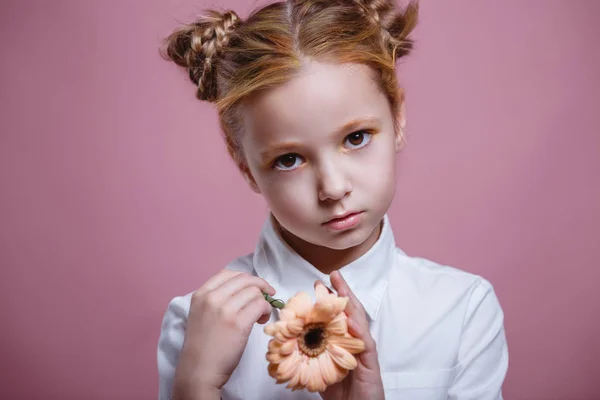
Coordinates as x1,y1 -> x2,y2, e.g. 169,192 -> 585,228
298,322 -> 327,357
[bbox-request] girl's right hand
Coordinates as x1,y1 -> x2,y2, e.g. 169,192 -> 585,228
172,268 -> 276,399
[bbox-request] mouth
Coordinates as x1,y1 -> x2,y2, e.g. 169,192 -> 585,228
322,211 -> 364,231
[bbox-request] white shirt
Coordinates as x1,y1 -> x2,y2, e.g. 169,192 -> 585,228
157,214 -> 508,400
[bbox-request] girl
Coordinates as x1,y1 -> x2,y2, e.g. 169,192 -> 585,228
157,1 -> 508,399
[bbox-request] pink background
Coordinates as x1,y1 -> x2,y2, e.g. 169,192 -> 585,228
1,0 -> 599,399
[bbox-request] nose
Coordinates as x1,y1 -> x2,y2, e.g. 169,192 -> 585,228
317,161 -> 352,202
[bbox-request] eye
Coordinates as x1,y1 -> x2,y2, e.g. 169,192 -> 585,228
273,153 -> 303,171
344,131 -> 372,149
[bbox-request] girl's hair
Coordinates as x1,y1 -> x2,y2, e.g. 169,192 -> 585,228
161,0 -> 418,168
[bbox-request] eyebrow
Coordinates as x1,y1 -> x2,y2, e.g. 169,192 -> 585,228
259,116 -> 381,160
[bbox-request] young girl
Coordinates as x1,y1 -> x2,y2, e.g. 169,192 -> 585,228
157,1 -> 508,399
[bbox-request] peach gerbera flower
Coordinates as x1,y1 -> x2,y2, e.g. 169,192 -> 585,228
263,282 -> 365,392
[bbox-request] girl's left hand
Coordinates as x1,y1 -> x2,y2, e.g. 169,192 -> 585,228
318,270 -> 385,400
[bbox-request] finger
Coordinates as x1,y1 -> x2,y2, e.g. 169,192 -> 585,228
195,268 -> 244,297
330,271 -> 371,333
343,297 -> 377,355
238,296 -> 273,328
210,273 -> 276,304
256,312 -> 271,325
346,315 -> 369,341
223,285 -> 265,315
314,279 -> 334,294
330,273 -> 379,372
330,270 -> 363,316
349,318 -> 379,370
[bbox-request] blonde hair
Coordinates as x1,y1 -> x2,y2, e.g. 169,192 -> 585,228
161,0 -> 418,167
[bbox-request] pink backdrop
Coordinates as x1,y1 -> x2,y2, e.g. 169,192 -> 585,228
1,1 -> 599,399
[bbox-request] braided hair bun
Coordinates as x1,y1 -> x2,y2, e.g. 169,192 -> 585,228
161,10 -> 241,102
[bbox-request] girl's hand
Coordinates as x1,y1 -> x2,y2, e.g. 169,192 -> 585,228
319,270 -> 385,400
172,269 -> 276,399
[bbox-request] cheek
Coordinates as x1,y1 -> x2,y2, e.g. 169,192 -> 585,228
259,174 -> 315,212
356,137 -> 397,188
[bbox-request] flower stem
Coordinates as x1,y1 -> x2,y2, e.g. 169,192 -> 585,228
263,292 -> 285,309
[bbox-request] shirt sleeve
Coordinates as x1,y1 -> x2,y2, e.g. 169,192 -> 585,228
448,278 -> 509,400
157,295 -> 190,400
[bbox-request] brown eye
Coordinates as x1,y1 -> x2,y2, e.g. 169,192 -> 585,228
345,131 -> 372,149
274,153 -> 302,171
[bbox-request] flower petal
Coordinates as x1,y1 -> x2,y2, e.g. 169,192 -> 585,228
275,321 -> 296,338
274,331 -> 287,342
279,308 -> 296,322
310,301 -> 336,324
328,335 -> 365,354
276,351 -> 302,382
286,292 -> 312,318
280,338 -> 297,355
315,281 -> 330,302
268,362 -> 278,378
332,297 -> 349,315
268,339 -> 282,353
317,351 -> 338,386
264,322 -> 278,336
286,318 -> 304,335
306,356 -> 327,392
299,355 -> 311,387
266,351 -> 283,364
326,312 -> 348,335
334,363 -> 350,383
327,343 -> 358,370
285,359 -> 305,389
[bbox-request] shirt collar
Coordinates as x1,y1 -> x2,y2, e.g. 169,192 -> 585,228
253,213 -> 397,321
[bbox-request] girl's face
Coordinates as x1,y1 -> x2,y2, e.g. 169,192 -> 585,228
241,60 -> 402,252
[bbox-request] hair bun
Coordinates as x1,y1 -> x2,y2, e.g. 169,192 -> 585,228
355,0 -> 418,60
162,10 -> 241,102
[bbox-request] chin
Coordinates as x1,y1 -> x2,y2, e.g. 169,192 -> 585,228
318,224 -> 378,250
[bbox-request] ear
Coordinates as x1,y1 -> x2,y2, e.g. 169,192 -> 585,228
239,162 -> 261,194
395,91 -> 407,153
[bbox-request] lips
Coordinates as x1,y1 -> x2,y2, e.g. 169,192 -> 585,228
322,211 -> 364,231
324,211 -> 360,224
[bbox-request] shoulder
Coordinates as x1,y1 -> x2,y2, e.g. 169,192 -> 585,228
391,250 -> 504,319
395,250 -> 496,292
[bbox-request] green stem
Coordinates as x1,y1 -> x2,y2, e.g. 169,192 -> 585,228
263,292 -> 285,309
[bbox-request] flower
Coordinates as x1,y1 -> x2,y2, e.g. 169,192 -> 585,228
263,282 -> 365,392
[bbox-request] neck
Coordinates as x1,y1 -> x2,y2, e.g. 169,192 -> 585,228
275,218 -> 383,275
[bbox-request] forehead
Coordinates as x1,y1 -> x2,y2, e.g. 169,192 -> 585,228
242,61 -> 390,147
